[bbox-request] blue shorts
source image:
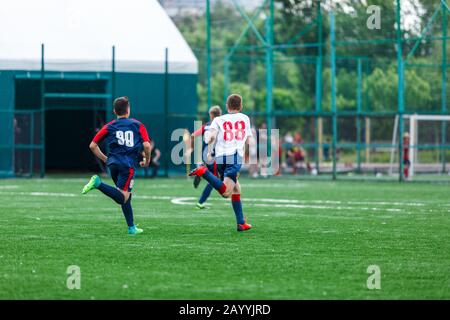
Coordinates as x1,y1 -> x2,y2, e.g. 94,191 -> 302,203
206,162 -> 218,177
109,164 -> 135,192
215,153 -> 242,183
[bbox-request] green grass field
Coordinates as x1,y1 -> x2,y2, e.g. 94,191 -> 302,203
0,176 -> 449,299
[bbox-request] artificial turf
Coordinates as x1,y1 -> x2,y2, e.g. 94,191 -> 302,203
0,177 -> 449,299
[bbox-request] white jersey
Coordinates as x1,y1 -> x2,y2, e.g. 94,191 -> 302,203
210,112 -> 253,157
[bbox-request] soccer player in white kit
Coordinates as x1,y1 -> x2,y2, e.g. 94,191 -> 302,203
189,94 -> 253,231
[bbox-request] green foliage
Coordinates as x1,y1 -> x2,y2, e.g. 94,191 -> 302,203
365,65 -> 432,111
175,0 -> 445,139
365,66 -> 398,111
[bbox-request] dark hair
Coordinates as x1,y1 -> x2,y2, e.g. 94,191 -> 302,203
209,105 -> 222,118
113,96 -> 130,116
226,94 -> 242,111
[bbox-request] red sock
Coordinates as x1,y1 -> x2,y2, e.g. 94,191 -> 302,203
231,194 -> 244,225
218,184 -> 227,195
231,194 -> 240,202
404,167 -> 409,178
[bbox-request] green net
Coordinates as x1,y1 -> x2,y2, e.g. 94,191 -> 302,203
190,0 -> 450,181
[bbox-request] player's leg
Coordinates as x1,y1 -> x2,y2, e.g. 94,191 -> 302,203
83,166 -> 141,234
190,165 -> 228,196
114,167 -> 142,234
219,155 -> 242,198
197,162 -> 217,209
197,184 -> 213,209
193,175 -> 202,188
82,165 -> 126,205
231,181 -> 244,224
220,177 -> 236,198
224,159 -> 251,231
403,159 -> 410,179
190,156 -> 241,197
231,182 -> 252,231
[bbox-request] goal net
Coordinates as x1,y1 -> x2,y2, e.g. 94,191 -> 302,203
390,114 -> 450,180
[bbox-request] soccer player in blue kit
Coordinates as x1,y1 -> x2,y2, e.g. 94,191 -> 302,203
82,96 -> 152,235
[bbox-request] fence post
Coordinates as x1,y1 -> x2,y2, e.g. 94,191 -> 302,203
329,11 -> 337,180
111,46 -> 116,104
441,1 -> 447,173
206,0 -> 212,110
40,44 -> 45,178
315,1 -> 323,172
223,56 -> 229,106
356,58 -> 362,172
396,0 -> 405,182
315,56 -> 323,168
265,0 -> 274,170
164,48 -> 169,177
30,112 -> 34,177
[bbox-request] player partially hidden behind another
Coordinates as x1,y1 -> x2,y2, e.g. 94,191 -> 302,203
82,97 -> 152,235
403,132 -> 410,179
191,105 -> 222,209
189,94 -> 253,232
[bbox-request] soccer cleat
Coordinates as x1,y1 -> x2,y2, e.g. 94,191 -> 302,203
128,225 -> 144,235
196,202 -> 206,209
193,175 -> 201,189
237,219 -> 252,232
82,175 -> 101,194
189,166 -> 207,177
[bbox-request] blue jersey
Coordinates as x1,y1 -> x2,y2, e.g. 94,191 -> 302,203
92,118 -> 151,168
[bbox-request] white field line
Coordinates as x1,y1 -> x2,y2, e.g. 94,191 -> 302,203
169,197 -> 402,212
0,185 -> 18,189
0,190 -> 434,212
170,196 -> 425,207
216,198 -> 425,207
252,203 -> 402,212
0,191 -> 76,197
238,183 -> 308,188
0,191 -> 173,200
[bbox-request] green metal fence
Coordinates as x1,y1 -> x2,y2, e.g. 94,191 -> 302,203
200,0 -> 450,181
0,109 -> 43,177
1,44 -> 197,178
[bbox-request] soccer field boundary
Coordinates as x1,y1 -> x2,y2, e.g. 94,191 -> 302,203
1,179 -> 450,299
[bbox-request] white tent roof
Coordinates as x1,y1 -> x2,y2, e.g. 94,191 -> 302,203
0,0 -> 198,74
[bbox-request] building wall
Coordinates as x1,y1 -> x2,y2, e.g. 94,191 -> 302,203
0,70 -> 198,176
0,71 -> 15,176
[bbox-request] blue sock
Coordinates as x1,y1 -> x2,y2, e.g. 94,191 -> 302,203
98,182 -> 125,205
121,194 -> 134,227
199,184 -> 213,204
203,170 -> 226,194
231,194 -> 245,224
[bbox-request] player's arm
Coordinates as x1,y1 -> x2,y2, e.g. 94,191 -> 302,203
206,128 -> 218,161
139,123 -> 152,168
89,142 -> 108,163
90,125 -> 108,163
140,141 -> 152,167
190,124 -> 205,149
